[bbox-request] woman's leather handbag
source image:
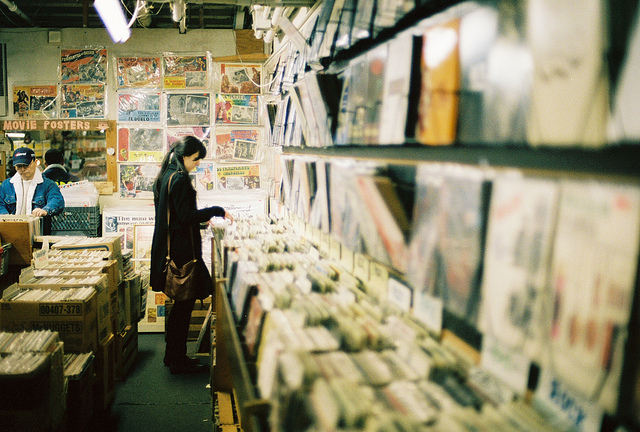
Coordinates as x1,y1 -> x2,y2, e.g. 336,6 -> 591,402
163,173 -> 199,301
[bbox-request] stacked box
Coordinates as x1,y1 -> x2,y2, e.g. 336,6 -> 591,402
0,341 -> 66,432
94,333 -> 115,412
0,287 -> 98,353
115,323 -> 138,381
65,353 -> 95,431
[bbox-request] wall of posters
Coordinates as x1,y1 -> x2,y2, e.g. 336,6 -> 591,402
118,127 -> 164,162
12,85 -> 58,118
117,91 -> 161,123
215,94 -> 260,125
218,62 -> 262,94
163,54 -> 208,89
116,56 -> 162,88
166,92 -> 211,126
60,48 -> 107,83
216,164 -> 261,190
119,162 -> 161,199
60,84 -> 105,118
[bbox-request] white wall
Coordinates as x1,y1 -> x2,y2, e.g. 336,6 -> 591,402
0,27 -> 238,209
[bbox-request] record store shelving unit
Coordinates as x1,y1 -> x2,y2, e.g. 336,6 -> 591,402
209,1 -> 640,431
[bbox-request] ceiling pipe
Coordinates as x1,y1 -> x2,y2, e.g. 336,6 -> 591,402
0,0 -> 37,27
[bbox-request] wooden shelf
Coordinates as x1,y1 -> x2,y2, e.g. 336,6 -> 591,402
283,144 -> 640,180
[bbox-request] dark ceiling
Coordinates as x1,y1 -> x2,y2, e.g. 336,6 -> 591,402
0,0 -> 249,30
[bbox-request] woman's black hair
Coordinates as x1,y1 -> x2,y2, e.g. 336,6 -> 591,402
153,135 -> 207,196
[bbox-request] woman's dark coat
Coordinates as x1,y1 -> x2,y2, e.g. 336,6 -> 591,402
150,164 -> 225,296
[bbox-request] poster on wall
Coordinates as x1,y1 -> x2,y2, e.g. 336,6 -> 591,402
199,190 -> 267,218
118,127 -> 164,162
102,206 -> 155,252
12,85 -> 58,118
218,63 -> 262,94
215,94 -> 260,125
166,127 -> 211,153
216,164 -> 260,190
119,162 -> 161,199
163,54 -> 209,89
60,48 -> 107,83
166,92 -> 211,126
60,84 -> 105,118
214,127 -> 261,162
133,224 -> 154,272
116,56 -> 162,88
193,161 -> 216,196
117,91 -> 161,123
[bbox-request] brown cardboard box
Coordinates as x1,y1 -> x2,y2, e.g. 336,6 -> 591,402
18,274 -> 112,344
0,341 -> 66,432
0,288 -> 98,353
94,333 -> 115,412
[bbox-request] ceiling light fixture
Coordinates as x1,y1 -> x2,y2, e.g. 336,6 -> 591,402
94,0 -> 146,43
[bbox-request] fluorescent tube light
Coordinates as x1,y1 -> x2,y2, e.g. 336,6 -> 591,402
94,0 -> 131,43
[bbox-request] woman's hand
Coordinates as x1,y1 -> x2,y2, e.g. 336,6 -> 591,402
224,211 -> 234,223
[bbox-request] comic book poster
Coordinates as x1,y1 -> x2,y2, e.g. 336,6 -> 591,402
118,127 -> 164,162
218,63 -> 262,94
163,54 -> 208,89
216,165 -> 260,191
119,162 -> 161,199
116,56 -> 162,88
60,84 -> 105,118
60,48 -> 107,83
166,127 -> 211,153
133,224 -> 155,272
166,92 -> 211,126
214,127 -> 260,162
12,85 -> 57,118
193,161 -> 215,195
117,91 -> 161,123
215,94 -> 259,125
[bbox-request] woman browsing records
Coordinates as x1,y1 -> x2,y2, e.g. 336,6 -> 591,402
150,136 -> 233,374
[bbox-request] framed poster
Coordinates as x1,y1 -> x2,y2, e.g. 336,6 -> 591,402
116,56 -> 162,88
133,224 -> 155,272
60,84 -> 105,118
12,85 -> 58,118
214,127 -> 260,162
218,62 -> 262,94
117,91 -> 161,123
118,127 -> 164,162
163,54 -> 208,89
216,164 -> 260,191
166,92 -> 211,126
215,94 -> 259,125
119,162 -> 161,199
61,48 -> 107,83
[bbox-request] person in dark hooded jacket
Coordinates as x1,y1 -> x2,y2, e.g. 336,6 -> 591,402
150,135 -> 233,374
42,148 -> 79,185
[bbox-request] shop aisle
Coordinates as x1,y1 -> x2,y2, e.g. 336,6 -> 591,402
94,333 -> 213,432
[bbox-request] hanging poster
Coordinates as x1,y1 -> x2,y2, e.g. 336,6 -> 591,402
119,162 -> 161,199
218,62 -> 262,94
216,164 -> 261,191
166,127 -> 211,153
12,85 -> 57,118
163,54 -> 208,89
60,84 -> 105,118
118,127 -> 164,162
102,206 -> 155,251
117,91 -> 161,123
133,224 -> 155,272
193,161 -> 216,195
166,92 -> 211,126
215,94 -> 259,125
116,56 -> 162,88
60,48 -> 107,83
214,127 -> 260,162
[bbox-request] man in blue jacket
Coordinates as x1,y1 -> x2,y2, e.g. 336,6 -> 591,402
0,147 -> 64,219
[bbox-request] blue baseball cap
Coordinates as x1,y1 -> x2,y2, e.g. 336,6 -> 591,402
13,147 -> 35,166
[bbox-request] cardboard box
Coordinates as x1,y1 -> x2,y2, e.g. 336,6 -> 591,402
94,333 -> 115,412
0,341 -> 65,432
0,289 -> 98,353
18,274 -> 112,344
66,353 -> 95,431
50,236 -> 124,280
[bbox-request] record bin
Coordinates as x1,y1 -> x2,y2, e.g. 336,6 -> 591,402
51,205 -> 101,237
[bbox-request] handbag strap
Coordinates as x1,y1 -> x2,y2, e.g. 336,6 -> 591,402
166,171 -> 195,262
